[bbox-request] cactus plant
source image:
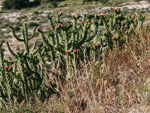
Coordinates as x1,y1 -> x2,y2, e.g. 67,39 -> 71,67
0,9 -> 145,109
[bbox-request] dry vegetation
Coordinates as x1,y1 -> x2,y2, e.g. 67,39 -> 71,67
45,29 -> 150,113
1,1 -> 150,113
6,28 -> 150,113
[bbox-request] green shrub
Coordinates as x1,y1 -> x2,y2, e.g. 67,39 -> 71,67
34,0 -> 42,5
2,0 -> 30,10
33,11 -> 40,15
29,0 -> 42,7
28,22 -> 39,27
44,0 -> 65,7
16,16 -> 28,21
82,0 -> 109,3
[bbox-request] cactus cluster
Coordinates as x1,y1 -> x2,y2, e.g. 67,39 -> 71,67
0,9 -> 145,109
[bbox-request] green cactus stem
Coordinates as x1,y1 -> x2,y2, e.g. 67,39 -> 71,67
39,30 -> 66,55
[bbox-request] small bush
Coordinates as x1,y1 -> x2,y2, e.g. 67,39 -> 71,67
29,0 -> 42,7
82,0 -> 109,3
16,16 -> 28,21
34,0 -> 42,5
28,22 -> 39,27
2,0 -> 30,10
33,11 -> 40,15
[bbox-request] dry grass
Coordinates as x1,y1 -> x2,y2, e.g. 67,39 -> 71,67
1,22 -> 150,113
41,28 -> 150,113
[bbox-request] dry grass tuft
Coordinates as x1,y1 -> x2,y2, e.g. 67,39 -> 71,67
42,29 -> 150,113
